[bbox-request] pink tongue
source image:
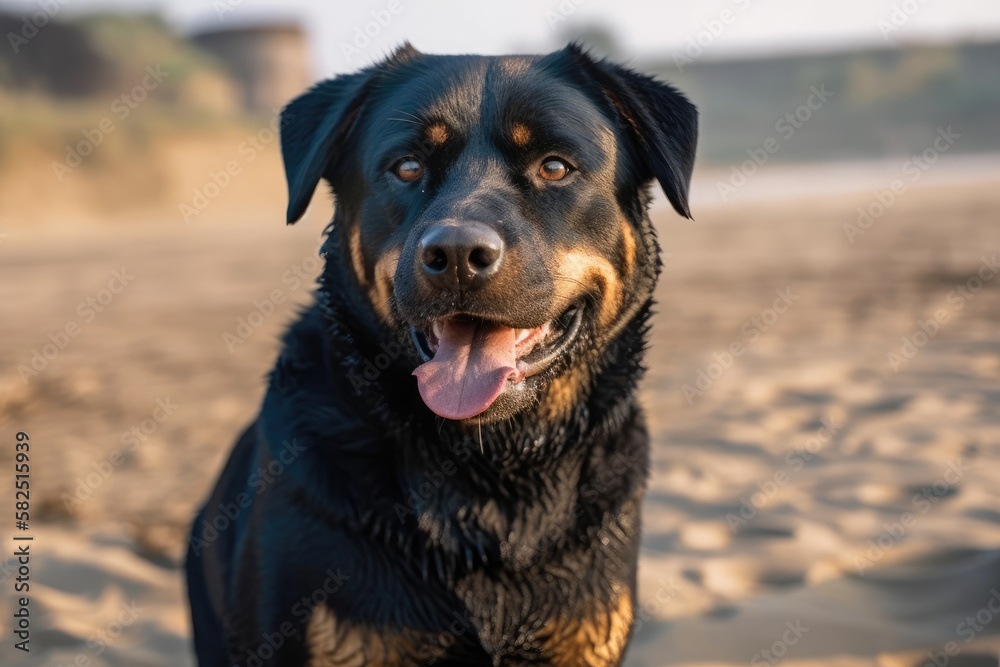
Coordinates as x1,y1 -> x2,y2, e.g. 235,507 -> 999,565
413,319 -> 518,420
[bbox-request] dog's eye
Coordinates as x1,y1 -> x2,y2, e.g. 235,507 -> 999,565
393,157 -> 423,182
539,158 -> 570,182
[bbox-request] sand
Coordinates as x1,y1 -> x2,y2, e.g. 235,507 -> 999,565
1,160 -> 999,666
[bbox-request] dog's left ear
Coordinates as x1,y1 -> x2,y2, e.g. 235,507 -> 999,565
280,43 -> 421,224
561,44 -> 699,219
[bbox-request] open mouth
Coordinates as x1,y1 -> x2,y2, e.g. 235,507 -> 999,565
409,304 -> 584,420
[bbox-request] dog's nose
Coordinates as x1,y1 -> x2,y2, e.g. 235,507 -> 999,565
419,222 -> 504,290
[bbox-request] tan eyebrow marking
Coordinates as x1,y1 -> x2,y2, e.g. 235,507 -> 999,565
426,122 -> 449,146
512,122 -> 531,147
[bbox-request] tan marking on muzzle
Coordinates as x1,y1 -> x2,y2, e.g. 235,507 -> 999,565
541,364 -> 590,422
370,246 -> 400,325
552,250 -> 622,328
348,224 -> 367,288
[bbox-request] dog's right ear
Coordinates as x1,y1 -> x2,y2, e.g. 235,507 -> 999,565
280,43 -> 421,224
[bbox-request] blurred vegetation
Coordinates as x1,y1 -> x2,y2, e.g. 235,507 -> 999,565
0,12 -> 242,107
1,11 -> 998,223
0,11 -> 283,221
0,12 -> 252,163
558,24 -> 1000,165
649,41 -> 1000,164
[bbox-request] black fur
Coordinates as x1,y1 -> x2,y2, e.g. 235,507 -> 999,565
187,43 -> 697,666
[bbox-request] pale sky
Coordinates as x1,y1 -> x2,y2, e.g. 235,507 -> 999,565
5,0 -> 1000,78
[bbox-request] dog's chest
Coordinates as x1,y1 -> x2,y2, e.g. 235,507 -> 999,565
303,560 -> 634,667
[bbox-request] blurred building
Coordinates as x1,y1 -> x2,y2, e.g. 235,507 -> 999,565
191,22 -> 311,113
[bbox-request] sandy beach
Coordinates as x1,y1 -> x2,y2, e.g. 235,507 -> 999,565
2,161 -> 999,666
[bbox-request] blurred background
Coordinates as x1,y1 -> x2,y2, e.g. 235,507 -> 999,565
1,1 -> 999,665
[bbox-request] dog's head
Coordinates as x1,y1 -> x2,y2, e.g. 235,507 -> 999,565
280,43 -> 697,425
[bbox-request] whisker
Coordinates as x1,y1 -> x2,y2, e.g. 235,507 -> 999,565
393,109 -> 422,121
550,275 -> 591,290
550,275 -> 602,303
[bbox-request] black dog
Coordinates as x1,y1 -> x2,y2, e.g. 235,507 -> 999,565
186,43 -> 697,666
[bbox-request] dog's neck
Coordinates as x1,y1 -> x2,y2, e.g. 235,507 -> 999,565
314,250 -> 649,460
314,287 -> 648,570
266,228 -> 654,570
